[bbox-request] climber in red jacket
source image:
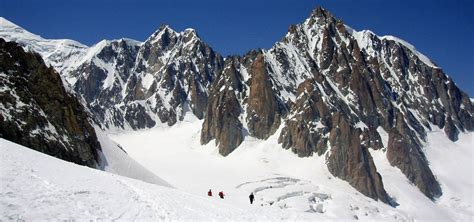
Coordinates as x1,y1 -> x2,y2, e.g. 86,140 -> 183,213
218,191 -> 225,199
208,189 -> 212,196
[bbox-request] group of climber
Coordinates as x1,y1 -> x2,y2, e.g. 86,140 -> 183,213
207,189 -> 225,199
208,189 -> 255,204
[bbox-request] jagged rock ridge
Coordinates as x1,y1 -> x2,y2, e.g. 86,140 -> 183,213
68,25 -> 224,130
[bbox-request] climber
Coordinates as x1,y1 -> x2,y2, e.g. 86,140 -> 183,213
208,189 -> 212,196
249,192 -> 255,204
218,191 -> 225,199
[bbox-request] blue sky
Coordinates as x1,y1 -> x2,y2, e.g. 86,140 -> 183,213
1,0 -> 472,95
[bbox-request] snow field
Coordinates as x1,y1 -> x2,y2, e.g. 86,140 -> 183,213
2,115 -> 472,220
112,115 -> 466,221
0,138 -> 304,221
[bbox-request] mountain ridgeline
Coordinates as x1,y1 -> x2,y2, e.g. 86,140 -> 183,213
0,7 -> 472,204
67,25 -> 223,130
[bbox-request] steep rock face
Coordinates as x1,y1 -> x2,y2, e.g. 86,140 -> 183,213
0,38 -> 101,167
361,127 -> 384,150
278,79 -> 331,157
246,54 -> 286,139
201,57 -> 245,155
57,25 -> 224,130
68,39 -> 141,129
327,113 -> 391,204
269,7 -> 472,201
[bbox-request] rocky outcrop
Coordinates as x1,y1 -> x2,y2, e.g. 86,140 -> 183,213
386,113 -> 442,199
69,38 -> 141,129
246,54 -> 286,139
196,6 -> 472,203
327,113 -> 391,204
201,57 -> 245,155
268,6 -> 472,202
361,127 -> 384,150
278,79 -> 331,157
0,38 -> 101,167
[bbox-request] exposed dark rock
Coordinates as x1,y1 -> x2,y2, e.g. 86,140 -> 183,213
327,113 -> 391,204
443,117 -> 459,141
201,57 -> 245,156
123,103 -> 157,129
129,26 -> 223,127
0,38 -> 101,167
67,26 -> 224,130
278,79 -> 330,156
361,127 -> 384,150
70,39 -> 141,130
386,113 -> 442,200
246,54 -> 286,139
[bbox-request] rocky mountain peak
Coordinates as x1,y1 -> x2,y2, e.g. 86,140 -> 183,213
146,24 -> 179,50
310,6 -> 333,20
156,24 -> 176,35
182,28 -> 198,37
199,6 -> 473,203
307,6 -> 337,27
69,23 -> 224,129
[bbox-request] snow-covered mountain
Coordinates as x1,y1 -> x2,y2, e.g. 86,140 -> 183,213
0,5 -> 472,217
0,38 -> 169,186
0,19 -> 224,130
0,17 -> 88,76
202,7 -> 473,204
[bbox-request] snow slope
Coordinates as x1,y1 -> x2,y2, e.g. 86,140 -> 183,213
370,127 -> 474,221
346,25 -> 438,68
95,127 -> 172,187
0,138 -> 314,221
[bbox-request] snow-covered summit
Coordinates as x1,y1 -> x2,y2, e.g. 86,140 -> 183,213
0,17 -> 145,80
345,25 -> 439,68
0,17 -> 51,43
0,17 -> 88,75
78,38 -> 142,65
380,35 -> 438,68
